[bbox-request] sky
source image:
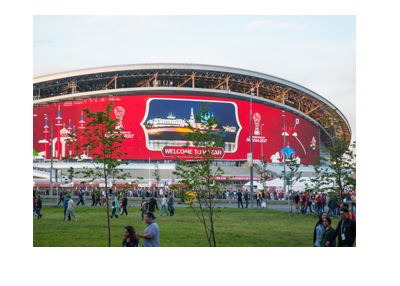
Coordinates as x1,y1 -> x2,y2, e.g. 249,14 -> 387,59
33,15 -> 356,143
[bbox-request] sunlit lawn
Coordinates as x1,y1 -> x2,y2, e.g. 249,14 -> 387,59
33,205 -> 348,247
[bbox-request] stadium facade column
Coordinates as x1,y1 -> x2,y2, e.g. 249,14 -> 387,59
72,126 -> 76,156
55,106 -> 62,159
43,118 -> 49,159
67,120 -> 72,157
78,111 -> 85,155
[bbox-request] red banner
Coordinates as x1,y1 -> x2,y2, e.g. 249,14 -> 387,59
33,94 -> 320,164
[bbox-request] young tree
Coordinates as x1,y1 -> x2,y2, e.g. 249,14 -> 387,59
172,102 -> 225,247
319,110 -> 356,205
153,162 -> 161,197
281,158 -> 302,216
66,101 -> 131,247
255,155 -> 271,214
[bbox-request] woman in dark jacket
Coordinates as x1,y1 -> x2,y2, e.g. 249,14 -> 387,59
321,216 -> 336,247
123,226 -> 139,247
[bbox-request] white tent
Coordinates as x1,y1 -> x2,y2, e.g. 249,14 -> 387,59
243,181 -> 264,190
263,177 -> 313,192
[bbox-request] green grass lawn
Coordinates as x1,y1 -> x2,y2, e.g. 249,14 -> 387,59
33,206 -> 347,247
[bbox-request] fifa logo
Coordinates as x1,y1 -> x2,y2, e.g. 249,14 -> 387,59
253,113 -> 261,135
114,106 -> 125,130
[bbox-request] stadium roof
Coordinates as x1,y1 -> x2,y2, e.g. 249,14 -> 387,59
33,63 -> 351,145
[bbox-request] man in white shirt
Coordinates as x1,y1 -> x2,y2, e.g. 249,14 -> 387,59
64,193 -> 77,221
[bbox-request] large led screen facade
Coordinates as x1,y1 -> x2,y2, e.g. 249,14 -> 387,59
33,95 -> 320,164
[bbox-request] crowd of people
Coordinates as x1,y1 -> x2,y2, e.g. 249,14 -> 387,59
33,186 -> 356,247
292,190 -> 356,217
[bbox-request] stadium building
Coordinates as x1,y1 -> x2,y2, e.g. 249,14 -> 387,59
33,63 -> 351,192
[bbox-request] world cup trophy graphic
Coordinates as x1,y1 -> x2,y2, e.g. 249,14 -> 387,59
253,113 -> 261,135
114,106 -> 125,130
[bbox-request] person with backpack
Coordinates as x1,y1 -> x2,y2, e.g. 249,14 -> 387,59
140,197 -> 148,221
167,193 -> 175,216
328,197 -> 337,217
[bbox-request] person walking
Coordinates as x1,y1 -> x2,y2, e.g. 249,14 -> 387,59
137,212 -> 160,247
122,226 -> 140,247
244,190 -> 250,208
294,192 -> 300,214
91,191 -> 96,206
35,196 -> 43,219
328,197 -> 337,217
63,193 -> 71,221
313,212 -> 327,247
95,191 -> 101,206
167,193 -> 175,216
351,191 -> 356,213
317,194 -> 324,216
160,194 -> 169,216
306,193 -> 312,214
58,191 -> 64,205
237,190 -> 244,208
120,196 -> 128,215
140,197 -> 148,221
301,194 -> 307,215
321,216 -> 336,247
326,207 -> 356,247
64,193 -> 77,221
76,189 -> 85,206
33,196 -> 36,215
147,195 -> 158,219
110,196 -> 119,219
341,203 -> 356,220
256,191 -> 260,207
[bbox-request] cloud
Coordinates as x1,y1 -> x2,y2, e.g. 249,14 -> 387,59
244,20 -> 306,30
34,40 -> 55,45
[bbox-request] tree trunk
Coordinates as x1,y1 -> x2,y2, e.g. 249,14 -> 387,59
105,178 -> 111,247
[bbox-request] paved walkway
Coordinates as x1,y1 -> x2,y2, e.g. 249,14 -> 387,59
42,200 -> 356,215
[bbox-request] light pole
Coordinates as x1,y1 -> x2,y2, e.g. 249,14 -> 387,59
261,124 -> 265,160
282,110 -> 287,200
250,88 -> 254,208
44,114 -> 54,197
261,123 -> 265,194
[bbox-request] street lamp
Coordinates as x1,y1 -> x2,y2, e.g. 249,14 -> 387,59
261,123 -> 265,194
250,88 -> 254,208
282,110 -> 287,200
261,124 -> 265,160
44,114 -> 54,197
